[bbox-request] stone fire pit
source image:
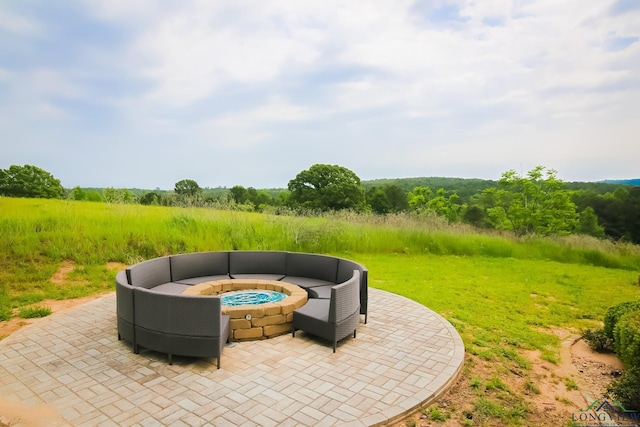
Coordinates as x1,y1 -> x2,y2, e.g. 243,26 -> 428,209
182,279 -> 308,341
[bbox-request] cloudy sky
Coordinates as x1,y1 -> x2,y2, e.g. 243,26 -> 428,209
1,1 -> 638,190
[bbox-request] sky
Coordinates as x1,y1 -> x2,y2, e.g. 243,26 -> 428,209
1,1 -> 639,190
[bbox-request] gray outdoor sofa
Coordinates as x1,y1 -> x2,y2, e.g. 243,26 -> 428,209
116,251 -> 368,366
292,270 -> 361,352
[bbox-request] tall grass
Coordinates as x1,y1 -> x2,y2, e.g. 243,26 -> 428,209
2,196 -> 639,268
1,196 -> 639,317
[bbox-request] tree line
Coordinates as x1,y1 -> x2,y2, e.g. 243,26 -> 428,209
1,163 -> 638,243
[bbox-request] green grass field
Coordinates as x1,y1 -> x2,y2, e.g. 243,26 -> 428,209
1,196 -> 639,425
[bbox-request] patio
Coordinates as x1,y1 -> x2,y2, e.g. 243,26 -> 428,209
0,288 -> 464,426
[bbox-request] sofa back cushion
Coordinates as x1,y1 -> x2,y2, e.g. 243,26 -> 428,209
126,256 -> 171,289
286,252 -> 339,283
171,252 -> 229,282
229,251 -> 287,276
134,287 -> 222,337
329,270 -> 360,324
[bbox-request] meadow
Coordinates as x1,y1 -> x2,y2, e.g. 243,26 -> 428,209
1,196 -> 639,425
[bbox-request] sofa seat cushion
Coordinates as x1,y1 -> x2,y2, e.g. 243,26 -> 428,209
175,275 -> 230,285
281,276 -> 333,289
293,298 -> 330,322
230,273 -> 285,281
150,282 -> 192,295
307,284 -> 333,299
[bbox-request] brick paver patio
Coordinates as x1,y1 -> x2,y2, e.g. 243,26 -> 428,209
0,288 -> 464,426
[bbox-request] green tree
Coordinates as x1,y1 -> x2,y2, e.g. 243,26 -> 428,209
0,164 -> 64,199
69,186 -> 85,201
578,206 -> 605,238
287,164 -> 366,211
383,184 -> 409,212
174,179 -> 202,198
367,187 -> 392,214
103,188 -> 134,204
229,185 -> 249,204
139,192 -> 160,205
407,186 -> 432,211
462,205 -> 485,227
483,166 -> 578,236
428,188 -> 463,222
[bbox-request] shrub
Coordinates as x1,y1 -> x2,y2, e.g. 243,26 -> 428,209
603,300 -> 640,339
614,310 -> 640,368
582,328 -> 615,352
606,366 -> 640,410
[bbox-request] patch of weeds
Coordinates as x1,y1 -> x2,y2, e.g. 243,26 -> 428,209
485,376 -> 509,392
541,349 -> 559,364
18,305 -> 52,319
405,419 -> 417,427
564,377 -> 579,391
423,405 -> 450,422
469,376 -> 483,390
461,410 -> 474,425
506,402 -> 529,419
474,397 -> 505,419
555,396 -> 573,405
498,346 -> 531,369
524,379 -> 541,395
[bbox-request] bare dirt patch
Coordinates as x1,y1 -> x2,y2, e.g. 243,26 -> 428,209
50,260 -> 75,285
0,262 -> 125,340
395,330 -> 626,427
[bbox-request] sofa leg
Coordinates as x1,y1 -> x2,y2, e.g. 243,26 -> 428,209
292,329 -> 296,338
133,344 -> 139,354
118,333 -> 121,341
217,357 -> 220,370
168,354 -> 173,365
333,342 -> 337,353
353,330 -> 357,338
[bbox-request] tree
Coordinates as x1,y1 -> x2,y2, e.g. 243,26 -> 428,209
174,179 -> 202,198
103,187 -> 134,204
0,164 -> 64,199
140,192 -> 160,205
383,184 -> 409,212
482,166 -> 578,236
408,186 -> 462,222
428,188 -> 463,222
287,164 -> 366,211
407,186 -> 433,211
229,185 -> 249,204
367,187 -> 392,214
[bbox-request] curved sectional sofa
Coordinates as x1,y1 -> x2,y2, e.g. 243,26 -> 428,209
116,251 -> 368,367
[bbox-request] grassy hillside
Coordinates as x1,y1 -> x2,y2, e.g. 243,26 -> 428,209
1,196 -> 639,425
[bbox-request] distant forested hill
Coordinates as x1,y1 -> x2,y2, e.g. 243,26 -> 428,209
601,179 -> 640,186
362,177 -> 498,202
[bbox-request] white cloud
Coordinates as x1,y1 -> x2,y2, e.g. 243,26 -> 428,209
0,8 -> 40,35
1,0 -> 638,188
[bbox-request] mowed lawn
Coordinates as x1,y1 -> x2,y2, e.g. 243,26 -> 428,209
358,253 -> 640,362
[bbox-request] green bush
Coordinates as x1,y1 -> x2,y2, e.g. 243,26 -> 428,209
582,328 -> 615,352
607,366 -> 640,410
603,300 -> 640,339
614,311 -> 640,368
